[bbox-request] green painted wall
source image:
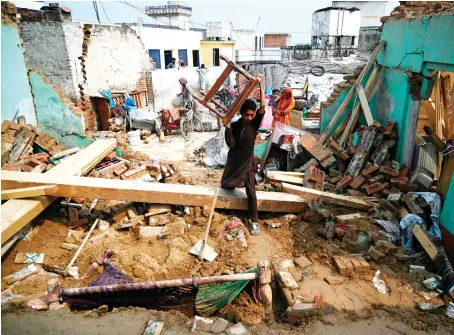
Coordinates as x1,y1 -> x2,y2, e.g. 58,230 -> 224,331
441,177 -> 454,235
29,71 -> 85,148
1,25 -> 36,125
321,14 -> 454,166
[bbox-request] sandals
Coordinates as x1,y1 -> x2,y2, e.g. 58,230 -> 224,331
249,221 -> 260,236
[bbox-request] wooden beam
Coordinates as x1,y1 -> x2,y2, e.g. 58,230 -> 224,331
281,182 -> 373,210
339,66 -> 382,146
1,185 -> 59,200
357,84 -> 373,126
1,171 -> 308,214
319,41 -> 385,144
1,139 -> 116,245
266,171 -> 304,185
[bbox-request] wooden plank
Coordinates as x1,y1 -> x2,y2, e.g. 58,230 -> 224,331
356,84 -> 373,126
282,182 -> 373,210
1,171 -> 308,215
320,41 -> 385,143
3,126 -> 33,165
1,139 -> 116,245
339,67 -> 381,146
203,62 -> 234,102
266,171 -> 304,185
1,185 -> 59,200
412,224 -> 439,260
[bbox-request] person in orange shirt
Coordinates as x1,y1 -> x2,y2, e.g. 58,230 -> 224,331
272,87 -> 295,128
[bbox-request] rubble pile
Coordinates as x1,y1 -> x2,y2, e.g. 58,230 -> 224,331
1,120 -> 67,172
381,1 -> 454,23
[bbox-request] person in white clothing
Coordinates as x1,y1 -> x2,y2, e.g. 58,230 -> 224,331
196,64 -> 208,91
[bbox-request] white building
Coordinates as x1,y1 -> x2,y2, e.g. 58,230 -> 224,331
145,1 -> 192,31
311,6 -> 361,57
331,1 -> 399,56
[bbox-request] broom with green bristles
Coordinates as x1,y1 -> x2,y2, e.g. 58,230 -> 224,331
195,267 -> 257,316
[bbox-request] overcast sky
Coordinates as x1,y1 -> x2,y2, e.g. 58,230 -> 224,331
44,1 -> 332,43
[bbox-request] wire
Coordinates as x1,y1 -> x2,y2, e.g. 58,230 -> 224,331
100,1 -> 111,23
230,23 -> 254,51
92,1 -> 100,23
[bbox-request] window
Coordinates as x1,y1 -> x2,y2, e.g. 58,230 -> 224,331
351,36 -> 355,46
164,50 -> 173,69
213,48 -> 220,66
192,50 -> 200,67
148,49 -> 161,69
178,49 -> 188,66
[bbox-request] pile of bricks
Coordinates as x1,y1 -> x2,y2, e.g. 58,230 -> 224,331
381,1 -> 454,24
1,120 -> 67,172
315,120 -> 435,200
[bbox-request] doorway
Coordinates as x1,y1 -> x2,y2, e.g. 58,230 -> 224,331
192,50 -> 200,67
213,48 -> 220,66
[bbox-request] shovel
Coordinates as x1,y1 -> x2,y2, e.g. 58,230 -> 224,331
189,187 -> 219,262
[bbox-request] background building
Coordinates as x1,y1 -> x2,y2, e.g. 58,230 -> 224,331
332,1 -> 399,56
311,6 -> 361,57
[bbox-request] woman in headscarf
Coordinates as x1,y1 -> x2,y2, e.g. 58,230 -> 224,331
272,87 -> 295,128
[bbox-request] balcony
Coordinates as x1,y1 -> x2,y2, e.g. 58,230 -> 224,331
145,5 -> 192,16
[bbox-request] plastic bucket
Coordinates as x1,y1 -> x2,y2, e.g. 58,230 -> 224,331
128,130 -> 141,146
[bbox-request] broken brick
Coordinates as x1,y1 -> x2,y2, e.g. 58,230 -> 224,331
350,175 -> 366,189
303,210 -> 325,223
365,182 -> 384,195
373,121 -> 384,132
399,167 -> 409,178
390,177 -> 409,184
346,189 -> 363,196
113,165 -> 128,176
379,166 -> 399,177
375,240 -> 398,255
368,247 -> 385,261
369,175 -> 385,184
336,175 -> 353,190
105,152 -> 116,161
398,182 -> 419,192
333,256 -> 354,275
362,165 -> 379,176
329,175 -> 343,184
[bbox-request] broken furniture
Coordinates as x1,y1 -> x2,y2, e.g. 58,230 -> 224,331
182,55 -> 260,125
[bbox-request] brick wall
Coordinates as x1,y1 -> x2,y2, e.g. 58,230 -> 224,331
264,34 -> 291,48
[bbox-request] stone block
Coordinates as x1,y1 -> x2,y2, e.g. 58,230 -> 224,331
211,318 -> 229,334
375,240 -> 398,255
294,256 -> 312,269
368,247 -> 385,261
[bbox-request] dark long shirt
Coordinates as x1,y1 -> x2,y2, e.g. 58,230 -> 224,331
221,112 -> 264,188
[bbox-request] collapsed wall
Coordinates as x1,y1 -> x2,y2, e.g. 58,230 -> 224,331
248,64 -> 288,89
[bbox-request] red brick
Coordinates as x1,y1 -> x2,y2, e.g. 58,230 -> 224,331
390,176 -> 409,184
365,182 -> 384,195
368,247 -> 385,261
105,152 -> 116,161
399,167 -> 409,178
114,165 -> 128,176
382,189 -> 392,196
350,175 -> 366,189
398,182 -> 418,192
379,166 -> 399,177
330,175 -> 343,183
362,165 -> 379,176
336,176 -> 353,190
1,165 -> 21,171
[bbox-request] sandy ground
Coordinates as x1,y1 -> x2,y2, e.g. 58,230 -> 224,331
2,125 -> 454,334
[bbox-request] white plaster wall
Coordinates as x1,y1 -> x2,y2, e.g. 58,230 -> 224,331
151,67 -> 234,112
62,22 -> 84,102
232,29 -> 257,50
328,9 -> 361,37
332,1 -> 399,27
132,26 -> 203,69
83,24 -> 152,95
312,11 -> 330,36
